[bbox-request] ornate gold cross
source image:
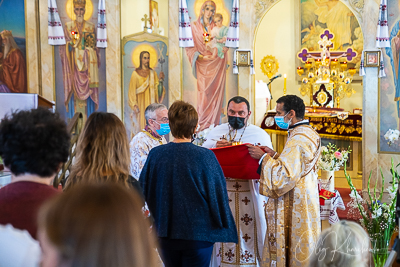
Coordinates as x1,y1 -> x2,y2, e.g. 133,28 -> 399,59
141,14 -> 150,29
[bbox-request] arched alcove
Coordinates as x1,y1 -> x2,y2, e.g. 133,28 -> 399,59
253,0 -> 364,124
252,0 -> 365,187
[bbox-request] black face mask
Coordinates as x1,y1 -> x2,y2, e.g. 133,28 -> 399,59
228,116 -> 246,129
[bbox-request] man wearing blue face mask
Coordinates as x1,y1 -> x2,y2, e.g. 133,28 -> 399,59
203,96 -> 273,267
247,95 -> 321,267
129,103 -> 169,180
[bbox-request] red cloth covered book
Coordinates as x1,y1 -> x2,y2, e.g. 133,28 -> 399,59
211,144 -> 260,179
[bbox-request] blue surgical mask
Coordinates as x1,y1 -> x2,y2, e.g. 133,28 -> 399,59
155,123 -> 170,136
274,113 -> 292,130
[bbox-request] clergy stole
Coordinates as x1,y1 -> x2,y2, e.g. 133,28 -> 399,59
259,125 -> 321,267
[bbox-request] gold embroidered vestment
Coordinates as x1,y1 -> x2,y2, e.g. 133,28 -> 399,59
259,125 -> 321,267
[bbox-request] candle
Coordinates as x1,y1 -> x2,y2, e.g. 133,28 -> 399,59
284,74 -> 287,89
283,74 -> 287,96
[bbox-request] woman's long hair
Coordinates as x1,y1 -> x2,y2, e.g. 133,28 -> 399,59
38,183 -> 159,267
65,112 -> 130,190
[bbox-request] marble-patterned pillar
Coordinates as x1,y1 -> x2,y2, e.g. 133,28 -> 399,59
105,0 -> 122,118
26,0 -> 40,95
238,0 -> 255,123
39,0 -> 55,101
168,0 -> 182,104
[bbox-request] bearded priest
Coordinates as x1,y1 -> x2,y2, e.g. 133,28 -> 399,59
203,96 -> 273,267
247,95 -> 321,267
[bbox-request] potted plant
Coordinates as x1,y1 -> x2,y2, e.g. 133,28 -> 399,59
345,160 -> 399,267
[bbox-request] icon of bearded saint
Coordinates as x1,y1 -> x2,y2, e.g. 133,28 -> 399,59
0,30 -> 27,93
59,0 -> 100,120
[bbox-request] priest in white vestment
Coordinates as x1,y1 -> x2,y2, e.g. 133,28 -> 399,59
203,96 -> 273,267
248,95 -> 321,267
129,103 -> 169,180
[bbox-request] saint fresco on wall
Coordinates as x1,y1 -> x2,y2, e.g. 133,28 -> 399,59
122,33 -> 168,140
380,0 -> 400,153
183,0 -> 238,131
300,0 -> 363,72
0,0 -> 27,93
54,0 -> 107,122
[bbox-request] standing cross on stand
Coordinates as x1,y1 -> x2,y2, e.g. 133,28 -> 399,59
141,14 -> 151,30
296,30 -> 358,107
297,30 -> 357,64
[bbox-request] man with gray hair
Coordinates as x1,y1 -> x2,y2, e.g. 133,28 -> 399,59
129,103 -> 169,180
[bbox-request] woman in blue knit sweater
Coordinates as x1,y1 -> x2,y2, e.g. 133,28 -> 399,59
139,100 -> 237,267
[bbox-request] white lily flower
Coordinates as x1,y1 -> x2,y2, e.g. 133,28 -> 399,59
349,190 -> 363,202
372,207 -> 382,219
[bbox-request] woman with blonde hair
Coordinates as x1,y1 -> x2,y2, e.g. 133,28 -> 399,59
65,112 -> 138,190
38,183 -> 159,267
308,220 -> 370,267
65,112 -> 152,221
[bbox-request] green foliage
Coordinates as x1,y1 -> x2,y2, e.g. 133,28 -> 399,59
345,159 -> 400,267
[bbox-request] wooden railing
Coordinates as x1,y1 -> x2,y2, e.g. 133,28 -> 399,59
53,112 -> 83,188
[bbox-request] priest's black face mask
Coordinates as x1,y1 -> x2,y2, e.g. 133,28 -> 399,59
227,100 -> 250,129
228,116 -> 246,129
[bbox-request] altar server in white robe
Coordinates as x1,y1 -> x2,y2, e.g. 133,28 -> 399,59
203,96 -> 273,267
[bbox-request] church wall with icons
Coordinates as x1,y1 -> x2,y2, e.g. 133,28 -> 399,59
0,0 -> 27,94
182,0 -> 238,131
54,0 -> 107,123
121,32 -> 169,140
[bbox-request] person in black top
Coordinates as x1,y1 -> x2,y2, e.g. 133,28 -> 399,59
140,101 -> 237,267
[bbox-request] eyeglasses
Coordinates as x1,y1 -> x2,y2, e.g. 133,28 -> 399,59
150,117 -> 169,123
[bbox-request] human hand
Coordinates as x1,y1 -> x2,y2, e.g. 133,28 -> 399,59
159,71 -> 165,80
222,46 -> 229,53
216,140 -> 232,148
246,144 -> 266,160
258,146 -> 276,157
133,105 -> 140,114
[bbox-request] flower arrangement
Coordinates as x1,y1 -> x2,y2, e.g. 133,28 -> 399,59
192,124 -> 215,146
345,160 -> 399,267
384,129 -> 400,146
318,143 -> 351,171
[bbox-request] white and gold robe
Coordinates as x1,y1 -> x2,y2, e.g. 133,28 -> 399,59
129,130 -> 167,180
203,123 -> 273,267
128,70 -> 165,130
259,124 -> 321,267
